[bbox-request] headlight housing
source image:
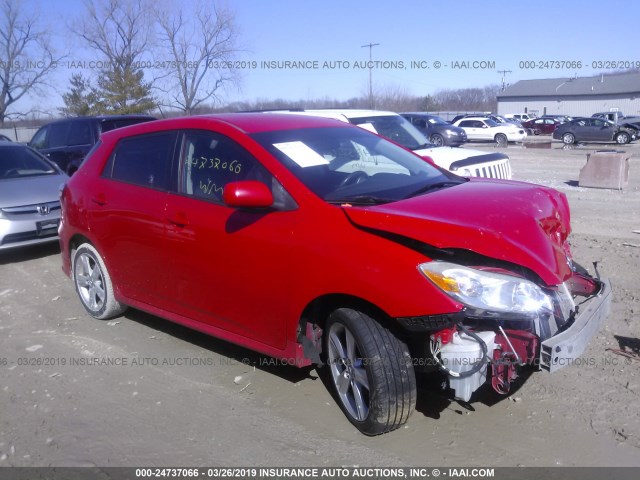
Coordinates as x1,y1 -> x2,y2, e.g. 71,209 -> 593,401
419,262 -> 553,317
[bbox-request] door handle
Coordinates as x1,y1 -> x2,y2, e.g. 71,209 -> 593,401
167,212 -> 189,227
91,193 -> 107,206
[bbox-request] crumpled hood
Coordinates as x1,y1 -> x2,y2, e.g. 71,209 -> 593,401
0,174 -> 67,208
343,178 -> 573,285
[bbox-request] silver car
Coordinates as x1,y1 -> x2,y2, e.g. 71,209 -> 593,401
0,143 -> 67,250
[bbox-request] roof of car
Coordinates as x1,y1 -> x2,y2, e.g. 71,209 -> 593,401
457,117 -> 491,122
99,113 -> 356,140
266,109 -> 399,122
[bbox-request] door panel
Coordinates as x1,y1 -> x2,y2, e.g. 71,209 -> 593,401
87,132 -> 176,305
161,131 -> 298,349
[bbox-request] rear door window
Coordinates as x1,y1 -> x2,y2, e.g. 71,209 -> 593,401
104,132 -> 177,191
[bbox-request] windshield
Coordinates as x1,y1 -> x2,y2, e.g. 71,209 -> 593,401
484,119 -> 500,127
0,146 -> 58,179
348,115 -> 430,151
427,116 -> 449,126
252,126 -> 461,204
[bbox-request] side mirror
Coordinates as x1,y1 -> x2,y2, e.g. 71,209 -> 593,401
223,180 -> 273,208
420,155 -> 436,166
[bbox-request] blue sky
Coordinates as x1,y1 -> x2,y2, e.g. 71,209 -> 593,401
19,0 -> 640,114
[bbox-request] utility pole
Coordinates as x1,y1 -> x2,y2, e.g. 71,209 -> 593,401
498,70 -> 512,92
361,42 -> 380,109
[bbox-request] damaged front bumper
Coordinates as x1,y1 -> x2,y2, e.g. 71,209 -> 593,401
426,275 -> 612,402
539,278 -> 612,372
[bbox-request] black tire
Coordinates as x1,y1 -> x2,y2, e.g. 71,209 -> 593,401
562,132 -> 575,144
494,133 -> 508,147
430,133 -> 444,147
615,132 -> 630,144
72,243 -> 127,320
324,308 -> 416,435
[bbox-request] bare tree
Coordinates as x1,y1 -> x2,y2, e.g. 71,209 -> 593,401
369,83 -> 420,112
155,1 -> 240,115
75,0 -> 155,113
77,0 -> 151,71
0,0 -> 63,125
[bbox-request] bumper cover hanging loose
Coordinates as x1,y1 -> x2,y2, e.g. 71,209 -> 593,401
540,278 -> 612,372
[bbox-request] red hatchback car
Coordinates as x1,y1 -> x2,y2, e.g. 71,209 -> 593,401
60,114 -> 611,435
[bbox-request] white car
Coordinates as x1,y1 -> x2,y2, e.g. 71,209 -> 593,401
454,117 -> 527,146
269,110 -> 512,180
504,113 -> 535,122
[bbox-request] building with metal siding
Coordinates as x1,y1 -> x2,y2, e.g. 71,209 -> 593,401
497,72 -> 640,118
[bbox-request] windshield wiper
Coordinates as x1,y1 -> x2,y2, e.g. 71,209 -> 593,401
327,195 -> 395,205
404,181 -> 462,199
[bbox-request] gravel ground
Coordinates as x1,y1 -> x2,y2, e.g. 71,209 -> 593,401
1,138 -> 639,467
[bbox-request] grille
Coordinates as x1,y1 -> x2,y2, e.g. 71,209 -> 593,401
0,201 -> 61,218
469,160 -> 512,180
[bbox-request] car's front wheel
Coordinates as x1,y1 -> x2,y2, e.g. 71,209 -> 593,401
324,308 -> 416,435
562,133 -> 576,144
494,133 -> 508,147
615,132 -> 630,144
73,243 -> 127,319
430,133 -> 444,147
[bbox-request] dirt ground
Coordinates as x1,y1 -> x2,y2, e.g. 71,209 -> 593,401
1,138 -> 639,467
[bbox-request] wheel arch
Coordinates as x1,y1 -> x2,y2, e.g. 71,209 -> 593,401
67,234 -> 125,305
67,233 -> 93,263
295,293 -> 400,365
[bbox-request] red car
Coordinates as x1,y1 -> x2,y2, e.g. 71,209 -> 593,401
59,114 -> 611,435
522,118 -> 562,135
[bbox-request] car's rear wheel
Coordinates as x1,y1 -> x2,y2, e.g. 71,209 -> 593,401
73,243 -> 127,319
430,133 -> 444,146
615,132 -> 630,144
324,308 -> 416,435
494,133 -> 508,147
562,133 -> 575,144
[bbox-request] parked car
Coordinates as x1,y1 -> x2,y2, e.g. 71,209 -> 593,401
591,111 -> 626,123
60,113 -> 610,435
540,115 -> 572,124
0,134 -> 12,142
592,112 -> 640,138
450,113 -> 493,125
504,113 -> 535,122
452,113 -> 522,127
400,113 -> 467,147
552,117 -> 635,144
269,110 -> 512,179
0,143 -> 68,250
28,115 -> 156,175
620,120 -> 640,138
522,118 -> 562,135
453,117 -> 527,145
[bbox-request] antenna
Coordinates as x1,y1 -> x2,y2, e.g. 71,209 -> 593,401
361,42 -> 380,109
